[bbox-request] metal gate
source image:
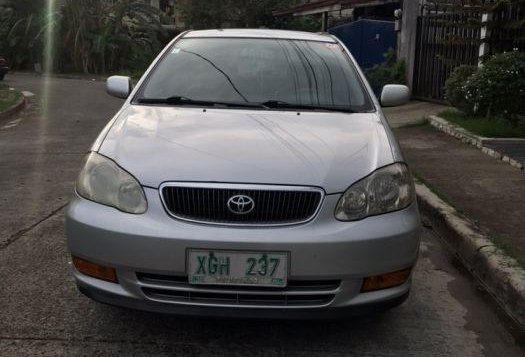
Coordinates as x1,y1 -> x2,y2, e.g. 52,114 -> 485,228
412,13 -> 481,101
329,19 -> 397,69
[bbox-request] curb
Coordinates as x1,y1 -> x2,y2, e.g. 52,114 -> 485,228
0,94 -> 26,122
416,182 -> 525,328
428,115 -> 524,170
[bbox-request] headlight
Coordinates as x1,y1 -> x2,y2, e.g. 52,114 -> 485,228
76,152 -> 147,214
335,163 -> 415,221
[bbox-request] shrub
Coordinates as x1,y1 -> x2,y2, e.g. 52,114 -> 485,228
444,65 -> 477,115
364,49 -> 406,95
464,51 -> 525,123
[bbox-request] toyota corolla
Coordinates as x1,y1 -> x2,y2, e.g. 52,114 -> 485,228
66,29 -> 420,318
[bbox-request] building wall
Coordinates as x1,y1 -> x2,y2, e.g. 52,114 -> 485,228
398,0 -> 420,92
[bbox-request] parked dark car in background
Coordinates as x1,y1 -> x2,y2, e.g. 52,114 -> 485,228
0,57 -> 9,80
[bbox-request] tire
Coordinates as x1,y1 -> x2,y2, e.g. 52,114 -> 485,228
0,74 -> 4,81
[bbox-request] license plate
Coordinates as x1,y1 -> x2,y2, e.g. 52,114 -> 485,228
188,250 -> 288,287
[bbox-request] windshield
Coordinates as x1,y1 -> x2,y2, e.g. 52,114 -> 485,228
137,38 -> 374,112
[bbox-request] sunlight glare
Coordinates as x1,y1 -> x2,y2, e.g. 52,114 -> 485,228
42,0 -> 56,118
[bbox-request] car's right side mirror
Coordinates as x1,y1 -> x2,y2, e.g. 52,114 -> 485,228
380,84 -> 410,107
106,75 -> 133,99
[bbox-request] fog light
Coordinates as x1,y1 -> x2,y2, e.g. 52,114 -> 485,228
72,256 -> 118,283
361,268 -> 411,292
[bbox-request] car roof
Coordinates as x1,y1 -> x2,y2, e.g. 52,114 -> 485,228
182,29 -> 336,43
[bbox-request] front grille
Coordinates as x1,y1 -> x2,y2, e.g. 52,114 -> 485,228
137,273 -> 339,307
142,288 -> 334,306
160,183 -> 323,226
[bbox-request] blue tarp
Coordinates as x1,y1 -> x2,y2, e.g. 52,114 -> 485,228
329,19 -> 396,69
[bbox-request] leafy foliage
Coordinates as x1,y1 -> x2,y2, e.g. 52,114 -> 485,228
0,0 -> 165,74
283,15 -> 321,32
178,0 -> 318,31
0,0 -> 53,70
464,51 -> 525,122
444,52 -> 525,124
364,49 -> 406,94
60,0 -> 166,74
444,65 -> 477,114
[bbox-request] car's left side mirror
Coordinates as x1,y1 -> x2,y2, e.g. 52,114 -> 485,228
380,84 -> 410,107
106,76 -> 133,99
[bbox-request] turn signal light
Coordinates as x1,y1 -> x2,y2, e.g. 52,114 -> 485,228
361,268 -> 411,292
72,256 -> 118,283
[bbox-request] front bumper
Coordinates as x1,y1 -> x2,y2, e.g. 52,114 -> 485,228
66,187 -> 420,318
77,280 -> 410,319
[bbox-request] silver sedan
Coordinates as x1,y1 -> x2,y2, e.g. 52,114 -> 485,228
66,29 -> 420,318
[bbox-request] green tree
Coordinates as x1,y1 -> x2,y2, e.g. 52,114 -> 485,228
1,0 -> 165,74
0,0 -> 53,69
59,0 -> 165,74
178,0 -> 304,30
178,0 -> 233,29
5,0 -> 46,14
281,15 -> 321,32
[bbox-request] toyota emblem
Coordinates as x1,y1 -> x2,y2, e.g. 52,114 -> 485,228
227,195 -> 255,215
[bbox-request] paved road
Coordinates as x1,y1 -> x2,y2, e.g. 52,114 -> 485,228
0,74 -> 523,356
383,101 -> 448,128
395,125 -> 525,265
0,73 -> 123,247
484,139 -> 525,167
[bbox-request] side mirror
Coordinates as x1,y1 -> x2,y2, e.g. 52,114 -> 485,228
380,84 -> 410,107
106,76 -> 133,99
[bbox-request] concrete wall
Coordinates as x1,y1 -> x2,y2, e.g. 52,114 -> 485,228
398,0 -> 421,93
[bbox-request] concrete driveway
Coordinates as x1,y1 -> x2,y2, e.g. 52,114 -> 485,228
383,100 -> 448,128
0,73 -> 522,356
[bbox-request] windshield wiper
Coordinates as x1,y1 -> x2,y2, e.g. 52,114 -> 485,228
260,100 -> 356,113
136,96 -> 265,109
136,97 -> 357,113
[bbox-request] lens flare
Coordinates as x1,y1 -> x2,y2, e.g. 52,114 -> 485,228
42,0 -> 56,117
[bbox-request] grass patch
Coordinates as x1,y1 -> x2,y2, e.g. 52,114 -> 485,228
438,109 -> 525,138
490,234 -> 525,270
0,87 -> 23,112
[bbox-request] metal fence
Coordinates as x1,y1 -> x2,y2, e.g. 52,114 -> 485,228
412,12 -> 481,101
489,2 -> 525,54
412,1 -> 524,101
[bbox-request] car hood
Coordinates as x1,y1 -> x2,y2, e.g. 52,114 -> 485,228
98,105 -> 395,194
